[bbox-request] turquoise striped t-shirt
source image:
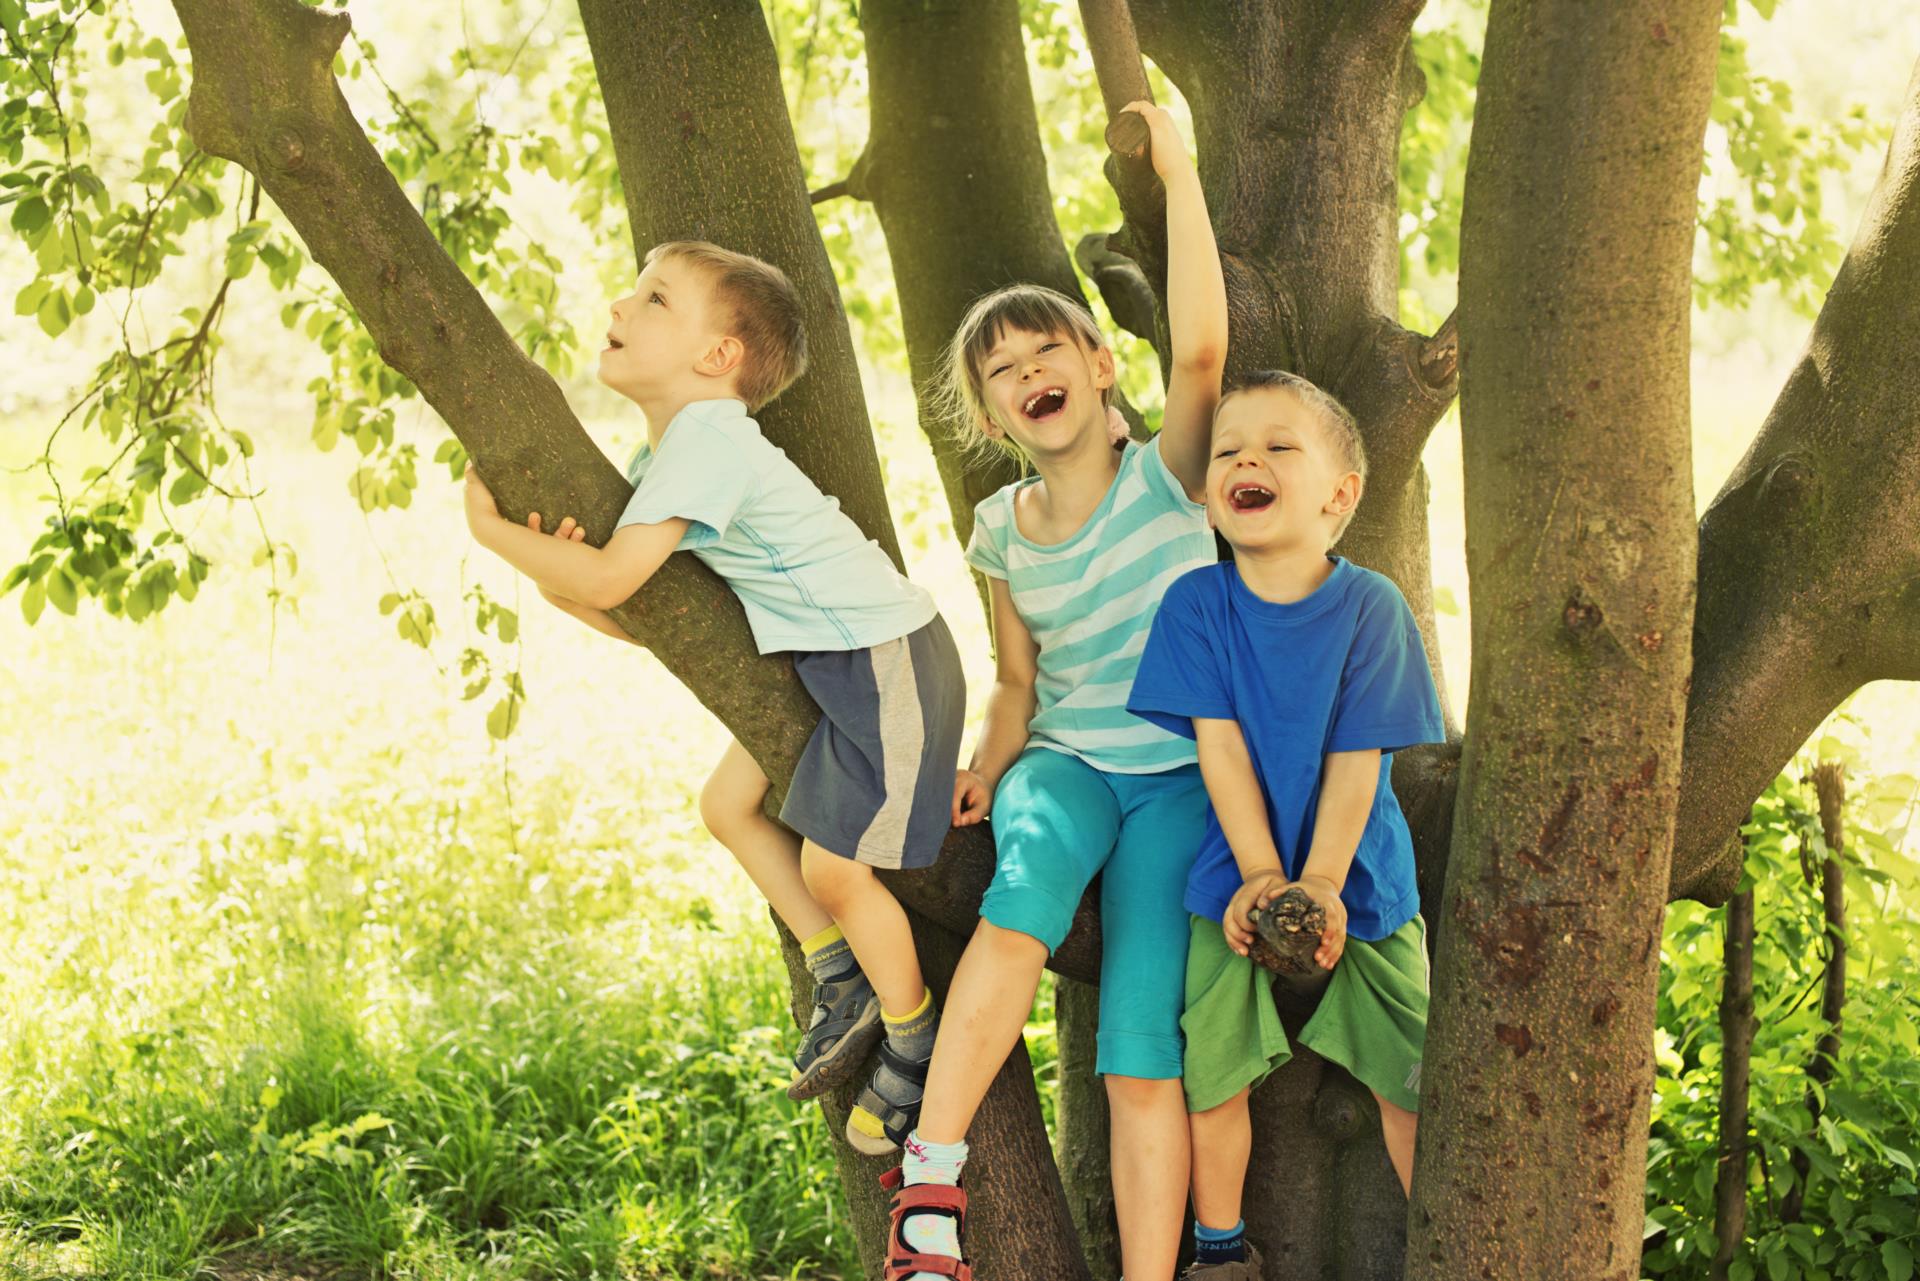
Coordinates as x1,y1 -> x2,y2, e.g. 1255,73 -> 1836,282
964,435 -> 1215,774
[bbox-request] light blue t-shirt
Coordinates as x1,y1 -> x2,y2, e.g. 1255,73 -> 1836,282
617,399 -> 935,654
1127,558 -> 1446,940
964,435 -> 1214,774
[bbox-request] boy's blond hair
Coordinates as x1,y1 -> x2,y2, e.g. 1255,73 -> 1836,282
935,284 -> 1111,467
645,241 -> 808,412
1218,370 -> 1368,541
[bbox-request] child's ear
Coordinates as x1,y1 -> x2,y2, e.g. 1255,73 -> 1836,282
699,335 -> 745,379
1325,471 -> 1364,519
977,409 -> 1004,440
1090,345 -> 1116,391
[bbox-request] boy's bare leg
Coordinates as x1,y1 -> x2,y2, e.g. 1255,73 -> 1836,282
1375,1092 -> 1417,1196
915,919 -> 1050,1143
698,739 -> 832,940
1108,1075 -> 1191,1280
799,841 -> 925,1015
1189,1087 -> 1253,1231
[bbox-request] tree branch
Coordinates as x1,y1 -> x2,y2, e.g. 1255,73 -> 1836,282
1671,57 -> 1920,903
1074,231 -> 1158,341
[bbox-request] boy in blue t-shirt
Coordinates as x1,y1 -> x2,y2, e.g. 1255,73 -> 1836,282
1128,369 -> 1445,1275
462,241 -> 964,1157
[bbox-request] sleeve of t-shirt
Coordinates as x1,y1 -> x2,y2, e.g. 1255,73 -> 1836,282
963,494 -> 1010,580
1138,433 -> 1207,513
1127,571 -> 1235,740
1327,576 -> 1448,753
615,418 -> 752,548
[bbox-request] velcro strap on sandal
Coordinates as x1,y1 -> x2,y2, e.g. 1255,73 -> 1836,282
876,1039 -> 931,1086
886,1253 -> 971,1280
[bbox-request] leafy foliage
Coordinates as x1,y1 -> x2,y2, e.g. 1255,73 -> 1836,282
1645,732 -> 1920,1280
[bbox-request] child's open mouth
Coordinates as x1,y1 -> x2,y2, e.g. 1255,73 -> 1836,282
1228,482 -> 1276,512
604,333 -> 624,350
1021,387 -> 1068,421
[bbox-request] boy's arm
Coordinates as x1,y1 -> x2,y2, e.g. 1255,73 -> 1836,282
953,576 -> 1038,825
466,465 -> 687,610
1123,101 -> 1228,501
540,586 -> 640,645
1293,748 -> 1383,968
1195,717 -> 1290,954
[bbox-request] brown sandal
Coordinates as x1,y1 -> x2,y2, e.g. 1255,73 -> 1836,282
879,1167 -> 973,1280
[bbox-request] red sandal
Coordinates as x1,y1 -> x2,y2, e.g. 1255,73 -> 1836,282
880,1167 -> 973,1280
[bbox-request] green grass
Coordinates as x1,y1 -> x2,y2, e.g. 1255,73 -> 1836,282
0,754 -> 859,1279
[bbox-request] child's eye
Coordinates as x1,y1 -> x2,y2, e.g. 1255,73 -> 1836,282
648,292 -> 665,305
1213,447 -> 1236,459
989,364 -> 1011,378
1039,342 -> 1059,352
1267,443 -> 1292,452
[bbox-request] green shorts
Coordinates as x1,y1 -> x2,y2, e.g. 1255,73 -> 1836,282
1179,913 -> 1430,1115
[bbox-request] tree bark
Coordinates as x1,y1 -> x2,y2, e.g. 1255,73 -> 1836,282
1710,888 -> 1756,1280
1055,976 -> 1122,1281
1670,62 -> 1920,904
1407,4 -> 1720,1279
1781,763 -> 1848,1223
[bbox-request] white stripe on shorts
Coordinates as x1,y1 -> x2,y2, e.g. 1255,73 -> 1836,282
856,635 -> 925,869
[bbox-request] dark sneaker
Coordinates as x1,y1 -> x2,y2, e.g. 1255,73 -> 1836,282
789,970 -> 883,1101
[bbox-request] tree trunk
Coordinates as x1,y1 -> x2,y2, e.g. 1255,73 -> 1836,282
1710,888 -> 1756,1280
1407,4 -> 1719,1278
1781,763 -> 1848,1223
1055,976 -> 1123,1281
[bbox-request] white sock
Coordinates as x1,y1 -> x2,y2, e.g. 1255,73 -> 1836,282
902,1130 -> 967,1278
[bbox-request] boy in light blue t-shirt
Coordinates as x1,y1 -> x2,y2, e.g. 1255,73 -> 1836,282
1129,370 -> 1445,1278
463,241 -> 963,1156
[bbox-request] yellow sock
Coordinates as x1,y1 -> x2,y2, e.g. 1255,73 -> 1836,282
800,923 -> 844,958
884,988 -> 933,1025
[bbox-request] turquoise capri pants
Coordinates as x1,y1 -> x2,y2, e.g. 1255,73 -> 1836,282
979,747 -> 1208,1079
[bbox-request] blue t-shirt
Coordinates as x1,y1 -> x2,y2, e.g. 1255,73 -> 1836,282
1126,558 -> 1446,940
618,399 -> 936,654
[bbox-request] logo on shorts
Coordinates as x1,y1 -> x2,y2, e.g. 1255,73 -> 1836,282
1404,1061 -> 1422,1093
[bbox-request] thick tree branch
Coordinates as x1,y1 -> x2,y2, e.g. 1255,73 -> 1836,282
1671,58 -> 1920,903
1074,231 -> 1158,341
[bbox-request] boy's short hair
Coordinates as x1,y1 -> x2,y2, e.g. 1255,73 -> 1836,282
936,283 -> 1111,467
1219,370 -> 1367,540
646,241 -> 809,412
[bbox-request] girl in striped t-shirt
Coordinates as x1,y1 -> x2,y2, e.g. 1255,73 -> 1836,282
879,102 -> 1226,1281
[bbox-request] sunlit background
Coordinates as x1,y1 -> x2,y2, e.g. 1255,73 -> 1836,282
4,2 -> 1917,1277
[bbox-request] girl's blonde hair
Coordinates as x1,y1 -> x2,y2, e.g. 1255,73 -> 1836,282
934,284 -> 1111,467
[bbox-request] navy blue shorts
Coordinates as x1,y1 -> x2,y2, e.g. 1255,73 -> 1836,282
779,614 -> 965,870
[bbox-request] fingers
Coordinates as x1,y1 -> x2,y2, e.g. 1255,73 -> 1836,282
527,512 -> 543,531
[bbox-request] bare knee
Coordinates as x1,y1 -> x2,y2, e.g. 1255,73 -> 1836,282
699,762 -> 766,847
1105,1073 -> 1183,1116
801,843 -> 872,912
972,919 -> 1050,967
1190,1088 -> 1251,1130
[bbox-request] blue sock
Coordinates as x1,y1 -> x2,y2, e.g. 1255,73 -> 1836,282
1195,1219 -> 1246,1264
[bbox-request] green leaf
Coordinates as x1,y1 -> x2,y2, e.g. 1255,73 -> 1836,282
45,567 -> 77,616
36,288 -> 71,338
20,579 -> 44,625
14,278 -> 50,316
1886,1242 -> 1915,1281
486,695 -> 520,740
